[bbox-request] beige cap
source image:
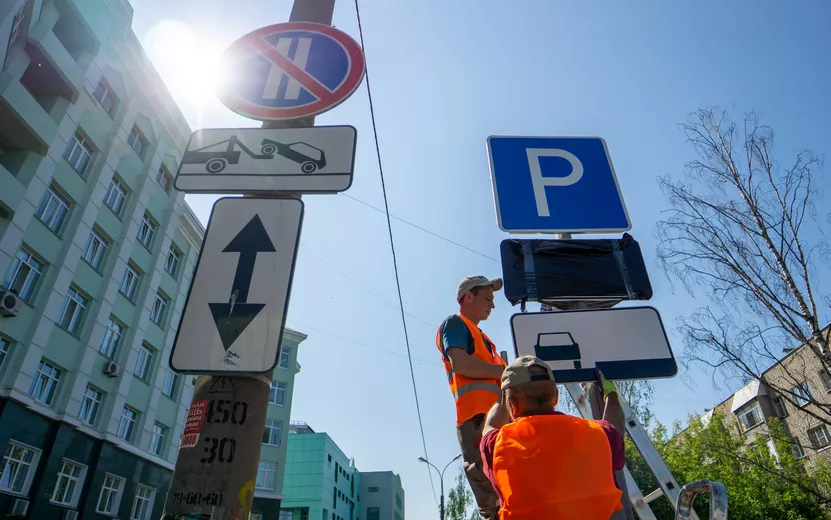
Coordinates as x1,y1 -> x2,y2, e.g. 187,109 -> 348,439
456,275 -> 503,301
501,355 -> 556,390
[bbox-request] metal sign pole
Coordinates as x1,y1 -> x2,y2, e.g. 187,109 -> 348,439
162,2 -> 336,519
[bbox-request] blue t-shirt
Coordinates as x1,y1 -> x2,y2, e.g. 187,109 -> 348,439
439,315 -> 496,360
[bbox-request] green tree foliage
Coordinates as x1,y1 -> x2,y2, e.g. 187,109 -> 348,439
626,413 -> 830,519
446,469 -> 480,520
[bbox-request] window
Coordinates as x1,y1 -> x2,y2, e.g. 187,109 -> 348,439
127,125 -> 149,160
51,459 -> 86,506
135,343 -> 154,381
3,0 -> 30,70
149,423 -> 166,456
96,474 -> 125,514
3,248 -> 44,302
0,337 -> 10,369
29,359 -> 61,405
36,186 -> 71,234
58,286 -> 88,334
100,317 -> 124,358
104,177 -> 128,216
150,292 -> 169,326
808,424 -> 831,450
164,246 -> 181,278
278,346 -> 292,369
279,512 -> 293,520
156,166 -> 173,193
792,442 -> 805,460
263,419 -> 282,446
82,229 -> 108,270
93,79 -> 119,117
368,487 -> 379,492
120,264 -> 141,301
396,493 -> 402,509
736,401 -> 763,431
63,132 -> 94,176
162,371 -> 178,398
130,485 -> 155,520
792,382 -> 812,407
771,394 -> 787,418
137,213 -> 156,249
78,385 -> 102,425
256,461 -> 277,491
269,381 -> 287,405
117,407 -> 138,442
366,507 -> 380,520
0,441 -> 40,494
820,370 -> 831,393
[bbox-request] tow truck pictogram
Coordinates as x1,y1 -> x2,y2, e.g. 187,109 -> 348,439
181,136 -> 327,174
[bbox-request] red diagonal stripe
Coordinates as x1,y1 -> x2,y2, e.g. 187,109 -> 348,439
249,37 -> 337,104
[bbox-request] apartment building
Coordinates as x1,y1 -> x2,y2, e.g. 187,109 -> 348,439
360,471 -> 405,520
0,0 -> 195,518
699,331 -> 831,464
254,331 -> 307,518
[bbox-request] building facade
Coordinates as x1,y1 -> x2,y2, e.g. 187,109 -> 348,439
360,472 -> 405,520
280,422 -> 362,520
0,0 -> 201,519
253,331 -> 307,518
697,331 -> 831,466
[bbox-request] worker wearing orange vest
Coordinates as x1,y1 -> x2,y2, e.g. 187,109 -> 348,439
480,356 -> 625,520
436,275 -> 508,520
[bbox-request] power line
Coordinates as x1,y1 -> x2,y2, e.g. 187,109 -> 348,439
286,318 -> 441,367
353,0 -> 439,505
300,243 -> 436,330
343,193 -> 500,264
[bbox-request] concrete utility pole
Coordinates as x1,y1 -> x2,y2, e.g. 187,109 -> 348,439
162,1 -> 336,519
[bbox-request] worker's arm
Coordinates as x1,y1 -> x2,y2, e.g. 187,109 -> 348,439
446,348 -> 505,380
597,371 -> 626,435
483,392 -> 511,434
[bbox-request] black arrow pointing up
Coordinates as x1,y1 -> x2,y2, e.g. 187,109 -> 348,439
208,215 -> 276,351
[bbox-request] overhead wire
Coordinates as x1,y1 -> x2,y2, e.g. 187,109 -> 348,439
342,193 -> 501,264
300,242 -> 436,330
352,0 -> 439,505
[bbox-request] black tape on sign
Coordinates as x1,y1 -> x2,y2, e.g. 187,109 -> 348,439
500,234 -> 653,306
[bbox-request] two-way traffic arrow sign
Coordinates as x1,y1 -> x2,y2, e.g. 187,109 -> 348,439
170,197 -> 303,374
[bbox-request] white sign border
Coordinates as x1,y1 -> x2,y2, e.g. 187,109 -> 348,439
169,196 -> 304,375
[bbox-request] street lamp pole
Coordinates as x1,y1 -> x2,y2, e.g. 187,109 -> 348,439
419,454 -> 462,520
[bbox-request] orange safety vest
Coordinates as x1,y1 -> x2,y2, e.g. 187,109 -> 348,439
436,314 -> 507,426
493,414 -> 623,520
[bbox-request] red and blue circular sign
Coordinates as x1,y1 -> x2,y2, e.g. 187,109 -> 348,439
219,22 -> 366,121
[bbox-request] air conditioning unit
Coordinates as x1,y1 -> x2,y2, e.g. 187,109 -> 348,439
62,510 -> 78,520
103,359 -> 120,377
0,290 -> 21,317
8,499 -> 29,517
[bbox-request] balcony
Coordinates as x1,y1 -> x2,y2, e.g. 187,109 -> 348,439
51,1 -> 98,71
26,17 -> 84,102
0,51 -> 59,156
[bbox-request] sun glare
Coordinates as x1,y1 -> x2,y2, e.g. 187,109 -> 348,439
143,20 -> 226,125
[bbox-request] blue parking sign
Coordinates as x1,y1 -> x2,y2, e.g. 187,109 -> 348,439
487,136 -> 631,233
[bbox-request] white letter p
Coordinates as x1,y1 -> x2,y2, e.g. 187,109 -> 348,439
525,148 -> 583,217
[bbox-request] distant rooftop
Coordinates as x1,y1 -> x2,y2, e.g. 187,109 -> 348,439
289,421 -> 315,434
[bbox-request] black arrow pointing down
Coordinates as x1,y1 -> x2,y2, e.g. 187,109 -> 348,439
209,214 -> 275,351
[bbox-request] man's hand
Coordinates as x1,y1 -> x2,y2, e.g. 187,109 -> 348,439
595,369 -> 618,398
483,392 -> 511,434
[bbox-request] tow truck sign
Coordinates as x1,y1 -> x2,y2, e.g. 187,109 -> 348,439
174,126 -> 357,194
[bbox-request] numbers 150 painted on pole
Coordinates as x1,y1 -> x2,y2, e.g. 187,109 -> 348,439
200,399 -> 248,464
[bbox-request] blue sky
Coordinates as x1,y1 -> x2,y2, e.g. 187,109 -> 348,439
131,1 -> 831,517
